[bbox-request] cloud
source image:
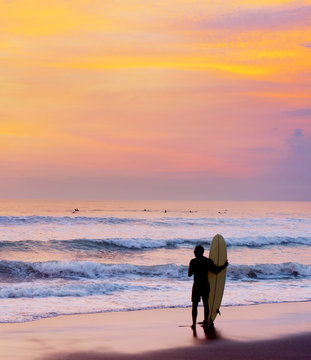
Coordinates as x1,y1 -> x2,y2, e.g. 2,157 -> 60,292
250,128 -> 311,200
244,147 -> 275,155
293,128 -> 303,137
285,108 -> 311,117
193,6 -> 311,31
286,128 -> 311,154
275,128 -> 311,185
301,42 -> 311,48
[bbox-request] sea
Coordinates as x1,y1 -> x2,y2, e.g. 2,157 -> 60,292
0,200 -> 310,323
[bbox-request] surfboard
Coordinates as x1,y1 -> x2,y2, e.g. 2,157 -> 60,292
208,234 -> 227,323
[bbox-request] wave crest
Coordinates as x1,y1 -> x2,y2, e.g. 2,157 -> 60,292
1,236 -> 310,253
0,260 -> 309,284
1,215 -> 309,228
0,260 -> 187,281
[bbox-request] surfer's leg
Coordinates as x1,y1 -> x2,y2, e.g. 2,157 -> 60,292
191,285 -> 200,326
203,303 -> 209,323
192,301 -> 198,326
202,294 -> 209,325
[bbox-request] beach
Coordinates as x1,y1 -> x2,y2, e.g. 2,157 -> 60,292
0,301 -> 310,360
0,200 -> 310,359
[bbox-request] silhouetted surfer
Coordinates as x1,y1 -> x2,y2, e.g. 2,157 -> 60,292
188,245 -> 228,329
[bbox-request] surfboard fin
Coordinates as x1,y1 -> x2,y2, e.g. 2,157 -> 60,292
217,309 -> 221,316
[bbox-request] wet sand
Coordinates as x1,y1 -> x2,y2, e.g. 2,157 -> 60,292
0,302 -> 310,360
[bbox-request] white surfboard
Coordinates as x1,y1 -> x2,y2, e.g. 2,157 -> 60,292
208,234 -> 227,322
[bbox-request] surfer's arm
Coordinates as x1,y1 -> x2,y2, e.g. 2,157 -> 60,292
188,260 -> 194,277
209,259 -> 228,273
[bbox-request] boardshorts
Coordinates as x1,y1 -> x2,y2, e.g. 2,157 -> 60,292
191,282 -> 210,303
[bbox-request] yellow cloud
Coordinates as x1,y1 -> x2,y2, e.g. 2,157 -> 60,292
0,0 -> 114,36
0,123 -> 49,138
45,54 -> 275,76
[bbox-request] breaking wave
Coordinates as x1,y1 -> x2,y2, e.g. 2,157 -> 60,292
0,236 -> 310,252
0,260 -> 309,285
0,215 -> 309,228
0,260 -> 187,281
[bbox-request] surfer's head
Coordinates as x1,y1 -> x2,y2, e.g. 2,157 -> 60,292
194,245 -> 204,257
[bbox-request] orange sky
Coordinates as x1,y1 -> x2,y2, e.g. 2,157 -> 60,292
1,0 -> 311,199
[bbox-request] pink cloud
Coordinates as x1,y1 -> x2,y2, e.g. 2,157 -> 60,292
184,5 -> 311,31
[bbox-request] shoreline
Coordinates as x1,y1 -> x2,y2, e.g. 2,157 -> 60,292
0,301 -> 310,360
2,298 -> 311,325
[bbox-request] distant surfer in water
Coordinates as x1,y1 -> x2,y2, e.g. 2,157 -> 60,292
188,245 -> 228,329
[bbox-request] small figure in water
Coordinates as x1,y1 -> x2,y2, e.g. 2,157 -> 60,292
188,245 -> 228,329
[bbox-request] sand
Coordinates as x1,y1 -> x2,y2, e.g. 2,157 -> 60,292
0,302 -> 310,360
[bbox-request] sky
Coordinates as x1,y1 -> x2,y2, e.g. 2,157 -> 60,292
1,0 -> 311,200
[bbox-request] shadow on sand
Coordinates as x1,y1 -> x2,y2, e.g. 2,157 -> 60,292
191,324 -> 222,341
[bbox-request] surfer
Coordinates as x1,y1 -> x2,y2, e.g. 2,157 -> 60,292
188,245 -> 228,329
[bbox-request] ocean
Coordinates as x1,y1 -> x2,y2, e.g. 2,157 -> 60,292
0,200 -> 310,323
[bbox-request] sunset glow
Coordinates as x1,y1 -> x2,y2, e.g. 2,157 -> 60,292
1,0 -> 311,199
